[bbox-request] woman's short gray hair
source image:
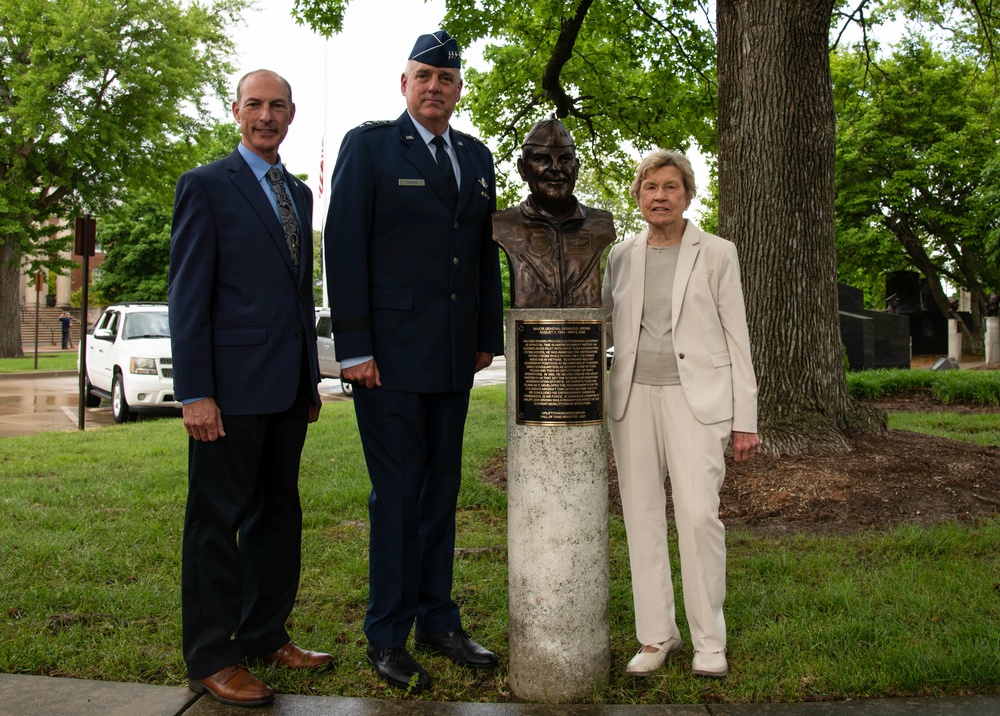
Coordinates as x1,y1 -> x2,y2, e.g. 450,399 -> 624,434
630,149 -> 697,203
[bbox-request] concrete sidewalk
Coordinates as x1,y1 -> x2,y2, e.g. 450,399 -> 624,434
1,674 -> 998,716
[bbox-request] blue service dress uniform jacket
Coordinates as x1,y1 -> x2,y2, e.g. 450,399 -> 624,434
324,111 -> 504,388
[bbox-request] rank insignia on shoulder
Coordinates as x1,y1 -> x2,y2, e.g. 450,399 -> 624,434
456,130 -> 486,147
359,119 -> 394,128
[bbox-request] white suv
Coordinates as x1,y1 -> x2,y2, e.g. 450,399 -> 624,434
81,302 -> 181,423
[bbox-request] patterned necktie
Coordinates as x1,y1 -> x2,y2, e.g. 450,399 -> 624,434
266,166 -> 300,270
431,135 -> 458,203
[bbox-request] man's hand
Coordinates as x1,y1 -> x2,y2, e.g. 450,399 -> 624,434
182,397 -> 225,442
731,431 -> 760,463
342,359 -> 381,389
474,351 -> 494,373
308,402 -> 321,423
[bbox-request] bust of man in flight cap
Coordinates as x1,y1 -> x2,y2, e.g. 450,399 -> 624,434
492,118 -> 616,308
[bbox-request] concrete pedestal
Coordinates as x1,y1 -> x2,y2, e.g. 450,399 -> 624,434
505,308 -> 610,702
986,317 -> 1000,365
948,318 -> 963,362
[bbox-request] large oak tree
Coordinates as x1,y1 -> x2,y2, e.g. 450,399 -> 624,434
0,0 -> 247,357
93,123 -> 242,305
713,0 -> 883,453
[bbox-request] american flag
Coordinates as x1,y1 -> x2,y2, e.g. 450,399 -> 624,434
318,139 -> 325,198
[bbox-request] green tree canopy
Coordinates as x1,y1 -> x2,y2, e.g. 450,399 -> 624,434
448,0 -> 716,202
0,0 -> 248,356
833,38 -> 1000,344
92,189 -> 172,305
94,123 -> 242,304
297,0 -> 716,206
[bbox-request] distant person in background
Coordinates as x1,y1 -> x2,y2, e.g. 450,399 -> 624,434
60,311 -> 74,349
168,68 -> 329,708
603,149 -> 758,679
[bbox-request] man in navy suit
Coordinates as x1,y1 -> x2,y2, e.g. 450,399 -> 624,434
324,32 -> 504,691
168,69 -> 331,708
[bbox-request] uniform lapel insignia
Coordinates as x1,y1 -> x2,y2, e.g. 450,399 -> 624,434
478,177 -> 487,188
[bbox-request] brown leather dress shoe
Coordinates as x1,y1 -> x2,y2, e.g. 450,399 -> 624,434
259,641 -> 333,670
189,664 -> 274,707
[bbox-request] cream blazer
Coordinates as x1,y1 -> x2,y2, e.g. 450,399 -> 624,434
602,220 -> 758,432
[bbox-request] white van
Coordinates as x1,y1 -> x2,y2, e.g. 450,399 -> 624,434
315,308 -> 353,397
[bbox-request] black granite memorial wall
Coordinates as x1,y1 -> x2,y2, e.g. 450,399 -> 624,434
838,283 -> 911,370
886,270 -> 948,355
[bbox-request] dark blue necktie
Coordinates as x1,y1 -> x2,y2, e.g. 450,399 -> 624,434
431,135 -> 458,203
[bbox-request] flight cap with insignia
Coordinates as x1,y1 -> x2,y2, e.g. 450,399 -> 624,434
523,118 -> 575,149
409,30 -> 462,69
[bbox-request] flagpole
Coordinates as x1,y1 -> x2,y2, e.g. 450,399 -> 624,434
319,35 -> 329,309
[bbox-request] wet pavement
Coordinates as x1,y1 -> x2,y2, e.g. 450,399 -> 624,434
0,355 -> 507,439
0,371 -> 114,437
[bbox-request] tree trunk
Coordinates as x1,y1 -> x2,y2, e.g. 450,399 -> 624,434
717,0 -> 885,455
0,237 -> 25,358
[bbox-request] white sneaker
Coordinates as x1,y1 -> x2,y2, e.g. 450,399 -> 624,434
625,636 -> 684,676
691,649 -> 728,677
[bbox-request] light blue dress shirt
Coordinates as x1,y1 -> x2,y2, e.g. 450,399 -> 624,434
237,142 -> 304,228
407,111 -> 461,190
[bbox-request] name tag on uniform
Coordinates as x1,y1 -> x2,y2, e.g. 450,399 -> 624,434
398,178 -> 425,187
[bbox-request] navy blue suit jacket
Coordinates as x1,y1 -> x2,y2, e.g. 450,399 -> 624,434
324,111 -> 504,393
168,147 -> 320,414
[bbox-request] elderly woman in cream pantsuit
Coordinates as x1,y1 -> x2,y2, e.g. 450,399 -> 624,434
603,150 -> 759,679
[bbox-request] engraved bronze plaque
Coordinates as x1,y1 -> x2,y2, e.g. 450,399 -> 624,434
515,319 -> 604,426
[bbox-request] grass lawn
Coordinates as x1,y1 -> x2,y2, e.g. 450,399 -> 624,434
889,412 -> 1000,447
0,353 -> 77,374
0,384 -> 998,703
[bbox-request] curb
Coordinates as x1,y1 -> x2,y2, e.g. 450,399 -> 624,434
0,370 -> 78,380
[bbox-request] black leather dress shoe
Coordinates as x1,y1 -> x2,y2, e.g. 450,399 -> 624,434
366,645 -> 431,691
414,629 -> 498,669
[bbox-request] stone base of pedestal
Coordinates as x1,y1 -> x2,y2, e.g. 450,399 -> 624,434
948,319 -> 963,361
986,317 -> 999,365
505,308 -> 610,702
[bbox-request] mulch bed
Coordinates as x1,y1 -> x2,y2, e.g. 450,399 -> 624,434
481,361 -> 1000,536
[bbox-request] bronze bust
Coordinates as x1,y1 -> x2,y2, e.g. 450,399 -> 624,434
492,119 -> 616,308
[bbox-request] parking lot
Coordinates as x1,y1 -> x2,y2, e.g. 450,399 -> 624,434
0,357 -> 506,439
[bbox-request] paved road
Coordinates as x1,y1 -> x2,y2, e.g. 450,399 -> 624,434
0,372 -> 114,437
0,357 -> 507,439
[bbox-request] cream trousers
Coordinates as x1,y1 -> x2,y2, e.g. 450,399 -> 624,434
609,383 -> 730,652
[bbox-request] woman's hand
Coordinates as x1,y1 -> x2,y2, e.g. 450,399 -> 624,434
731,431 -> 759,462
